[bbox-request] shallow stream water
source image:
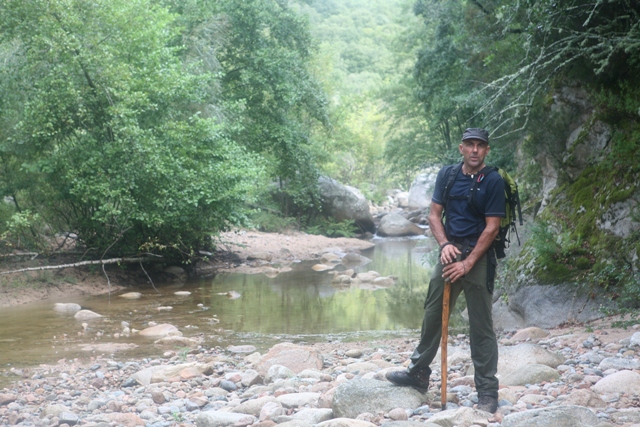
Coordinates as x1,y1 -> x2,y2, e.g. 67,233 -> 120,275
0,237 -> 469,383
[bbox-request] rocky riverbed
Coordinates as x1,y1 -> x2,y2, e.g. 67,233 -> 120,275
3,319 -> 640,427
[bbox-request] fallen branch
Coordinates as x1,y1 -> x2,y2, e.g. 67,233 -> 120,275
0,256 -> 161,275
0,252 -> 39,260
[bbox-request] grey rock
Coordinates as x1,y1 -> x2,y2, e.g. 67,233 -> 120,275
219,380 -> 237,391
228,345 -> 257,353
598,357 -> 640,371
610,408 -> 640,423
318,176 -> 375,232
256,343 -> 324,376
53,303 -> 82,313
59,411 -> 79,425
265,364 -> 295,383
508,285 -> 609,328
40,404 -> 68,418
509,327 -> 550,343
241,369 -> 263,387
332,378 -> 427,419
74,309 -> 103,320
561,389 -> 607,408
0,394 -> 17,406
345,349 -> 363,358
493,298 -> 526,330
502,405 -> 601,427
196,411 -> 256,427
382,422 -> 440,427
317,419 -> 378,427
592,370 -> 640,395
426,407 -> 492,427
276,392 -> 320,409
501,364 -> 560,386
408,171 -> 438,210
259,401 -> 285,421
276,421 -> 313,427
499,343 -> 565,377
231,396 -> 278,417
292,408 -> 333,424
377,213 -> 424,237
341,253 -> 371,266
87,399 -> 107,411
138,324 -> 180,338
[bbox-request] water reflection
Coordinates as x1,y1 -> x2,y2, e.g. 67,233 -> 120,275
0,237 -> 468,377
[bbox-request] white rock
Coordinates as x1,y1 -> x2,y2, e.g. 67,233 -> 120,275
592,370 -> 640,395
74,310 -> 103,320
276,392 -> 320,408
196,410 -> 256,427
139,324 -> 180,338
119,292 -> 142,299
293,408 -> 334,424
316,418 -> 377,427
259,401 -> 284,421
53,303 -> 81,313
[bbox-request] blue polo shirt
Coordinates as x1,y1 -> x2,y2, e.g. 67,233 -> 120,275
432,165 -> 505,244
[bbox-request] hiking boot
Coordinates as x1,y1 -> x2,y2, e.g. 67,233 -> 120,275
385,369 -> 429,390
477,395 -> 498,413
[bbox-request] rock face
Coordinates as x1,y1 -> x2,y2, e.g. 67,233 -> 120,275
377,213 -> 424,237
331,379 -> 426,419
500,85 -> 639,329
318,176 -> 375,233
505,285 -> 611,328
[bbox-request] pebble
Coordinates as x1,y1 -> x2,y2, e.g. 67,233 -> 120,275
2,329 -> 640,427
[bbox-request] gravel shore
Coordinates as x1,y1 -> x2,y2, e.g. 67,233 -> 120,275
2,320 -> 640,427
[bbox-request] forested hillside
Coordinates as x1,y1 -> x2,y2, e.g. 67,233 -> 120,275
1,0 -> 639,307
294,0 -> 419,193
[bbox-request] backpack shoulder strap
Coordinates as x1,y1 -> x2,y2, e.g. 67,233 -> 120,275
441,162 -> 463,204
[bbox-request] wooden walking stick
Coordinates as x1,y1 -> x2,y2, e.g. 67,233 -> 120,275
441,275 -> 451,410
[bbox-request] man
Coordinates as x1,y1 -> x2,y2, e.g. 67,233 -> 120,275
386,128 -> 504,414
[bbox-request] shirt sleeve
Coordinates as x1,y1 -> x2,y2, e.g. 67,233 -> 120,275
484,172 -> 506,218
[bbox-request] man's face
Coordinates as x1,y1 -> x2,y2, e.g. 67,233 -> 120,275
458,138 -> 490,169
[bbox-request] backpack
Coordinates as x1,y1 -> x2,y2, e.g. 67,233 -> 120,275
441,162 -> 523,259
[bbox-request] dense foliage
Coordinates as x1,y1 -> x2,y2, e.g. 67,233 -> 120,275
385,0 -> 640,172
2,0 -> 639,304
0,0 -> 325,261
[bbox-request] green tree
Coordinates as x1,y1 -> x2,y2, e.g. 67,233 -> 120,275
164,0 -> 329,218
0,0 -> 263,260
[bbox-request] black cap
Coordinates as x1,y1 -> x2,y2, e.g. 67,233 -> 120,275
462,128 -> 489,144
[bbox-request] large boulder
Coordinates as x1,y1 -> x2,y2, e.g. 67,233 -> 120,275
500,363 -> 560,386
507,285 -> 609,328
498,343 -> 564,377
407,171 -> 438,210
592,370 -> 640,395
331,378 -> 427,419
318,177 -> 375,232
377,213 -> 424,237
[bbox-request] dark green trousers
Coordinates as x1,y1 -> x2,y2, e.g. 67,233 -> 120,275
408,251 -> 499,398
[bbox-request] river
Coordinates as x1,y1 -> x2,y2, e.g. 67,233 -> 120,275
0,237 -> 469,380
